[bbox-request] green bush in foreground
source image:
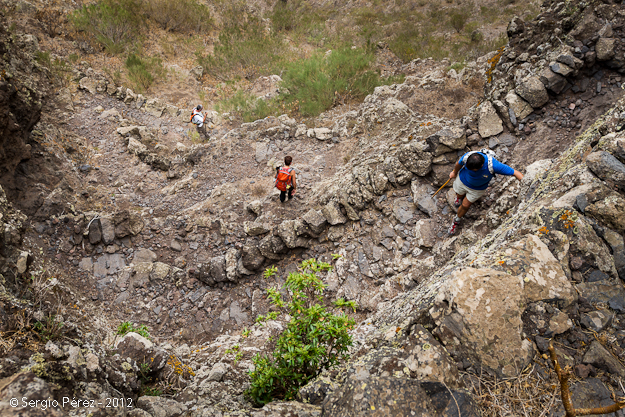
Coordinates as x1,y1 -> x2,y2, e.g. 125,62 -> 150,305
117,321 -> 151,340
247,259 -> 357,406
70,0 -> 142,54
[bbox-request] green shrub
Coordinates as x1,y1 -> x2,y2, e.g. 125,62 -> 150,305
216,90 -> 274,123
70,0 -> 142,54
280,46 -> 400,117
197,2 -> 284,81
35,51 -> 72,86
117,321 -> 151,339
32,314 -> 64,342
449,10 -> 468,33
143,0 -> 212,34
247,259 -> 357,406
125,53 -> 164,93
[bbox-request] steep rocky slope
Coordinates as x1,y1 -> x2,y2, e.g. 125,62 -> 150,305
3,0 -> 625,416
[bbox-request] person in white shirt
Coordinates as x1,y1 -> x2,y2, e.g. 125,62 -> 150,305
191,104 -> 208,140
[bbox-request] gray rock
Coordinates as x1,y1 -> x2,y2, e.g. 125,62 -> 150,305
314,127 -> 333,141
577,281 -> 625,307
580,310 -> 613,332
134,248 -> 157,263
383,156 -> 412,186
207,362 -> 228,382
170,240 -> 182,252
0,372 -> 64,416
302,209 -> 328,235
89,218 -> 102,244
245,200 -> 263,216
189,65 -> 203,80
210,255 -> 227,282
392,198 -> 416,224
505,91 -> 533,121
550,62 -> 574,77
414,219 -> 437,248
137,396 -> 187,417
596,38 -> 616,61
425,133 -> 453,157
225,248 -> 239,282
241,244 -> 265,270
93,253 -> 125,278
100,217 -> 115,245
370,166 -> 389,194
411,182 -> 436,217
229,300 -> 249,325
556,52 -> 584,70
397,141 -> 432,176
322,376 -> 478,417
582,340 -> 625,378
244,221 -> 271,236
16,251 -> 33,274
586,151 -> 625,190
258,235 -> 287,260
492,100 -> 513,131
478,101 -> 504,138
322,201 -> 347,225
277,220 -> 310,249
539,67 -> 567,95
255,142 -> 268,163
515,76 -> 549,108
143,98 -> 165,118
437,127 -> 466,150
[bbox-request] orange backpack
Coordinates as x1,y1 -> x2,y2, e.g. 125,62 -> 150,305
275,167 -> 293,191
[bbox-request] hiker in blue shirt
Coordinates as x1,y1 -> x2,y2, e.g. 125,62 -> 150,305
448,151 -> 523,235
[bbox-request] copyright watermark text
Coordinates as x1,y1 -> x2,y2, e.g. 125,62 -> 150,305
9,397 -> 133,410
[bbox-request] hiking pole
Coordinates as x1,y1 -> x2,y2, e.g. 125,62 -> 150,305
433,178 -> 451,197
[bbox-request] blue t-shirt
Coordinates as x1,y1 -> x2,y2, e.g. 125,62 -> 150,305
458,152 -> 515,190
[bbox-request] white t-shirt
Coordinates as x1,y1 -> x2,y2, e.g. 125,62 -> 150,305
192,110 -> 205,127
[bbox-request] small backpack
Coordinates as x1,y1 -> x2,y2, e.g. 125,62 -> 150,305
462,149 -> 496,175
275,166 -> 293,191
190,111 -> 203,125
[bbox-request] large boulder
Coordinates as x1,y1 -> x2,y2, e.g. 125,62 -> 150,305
431,235 -> 576,377
505,91 -> 533,121
538,67 -> 567,95
477,101 -> 504,138
258,235 -> 287,260
586,151 -> 625,190
396,141 -> 432,176
277,220 -> 310,249
383,156 -> 412,186
322,376 -> 478,417
437,127 -> 466,150
302,209 -> 328,235
241,244 -> 265,270
414,219 -> 437,248
515,76 -> 549,108
322,201 -> 347,225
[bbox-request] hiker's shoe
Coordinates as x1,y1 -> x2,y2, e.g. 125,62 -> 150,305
448,220 -> 460,235
453,196 -> 462,208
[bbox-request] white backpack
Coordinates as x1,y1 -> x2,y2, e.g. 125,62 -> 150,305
462,149 -> 496,175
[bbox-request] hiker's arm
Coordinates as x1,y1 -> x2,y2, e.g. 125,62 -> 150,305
291,172 -> 297,189
449,162 -> 462,179
513,169 -> 524,181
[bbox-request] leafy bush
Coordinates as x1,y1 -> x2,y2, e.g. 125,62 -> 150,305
125,53 -> 164,93
216,90 -> 274,123
117,321 -> 151,339
197,3 -> 284,81
143,0 -> 212,34
247,259 -> 357,406
70,0 -> 142,54
279,46 -> 400,117
449,10 -> 468,33
32,314 -> 64,342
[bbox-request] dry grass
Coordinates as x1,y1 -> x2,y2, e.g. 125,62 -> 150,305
463,363 -> 562,417
252,184 -> 266,197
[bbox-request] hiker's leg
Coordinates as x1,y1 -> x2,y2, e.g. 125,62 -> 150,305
279,191 -> 287,202
457,197 -> 473,218
287,188 -> 294,200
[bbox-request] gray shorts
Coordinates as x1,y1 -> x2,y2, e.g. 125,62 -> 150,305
453,176 -> 487,203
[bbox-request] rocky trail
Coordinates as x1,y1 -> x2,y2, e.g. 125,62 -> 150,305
4,0 -> 625,416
